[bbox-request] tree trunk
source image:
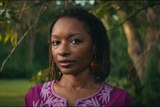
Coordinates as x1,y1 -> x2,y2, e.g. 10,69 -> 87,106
116,5 -> 160,82
116,9 -> 145,81
123,21 -> 145,81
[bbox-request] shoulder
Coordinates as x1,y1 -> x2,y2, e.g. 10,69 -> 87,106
24,81 -> 53,106
103,82 -> 134,106
25,83 -> 43,98
103,82 -> 131,96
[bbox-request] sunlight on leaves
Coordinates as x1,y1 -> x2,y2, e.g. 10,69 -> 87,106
0,34 -> 2,41
3,29 -> 18,46
10,32 -> 18,47
4,29 -> 13,43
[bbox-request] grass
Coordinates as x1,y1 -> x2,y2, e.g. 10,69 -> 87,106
0,79 -> 34,106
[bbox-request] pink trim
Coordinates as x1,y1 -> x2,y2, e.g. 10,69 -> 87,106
74,82 -> 105,106
50,80 -> 105,106
50,80 -> 67,106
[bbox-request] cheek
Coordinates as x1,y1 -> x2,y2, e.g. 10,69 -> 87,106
51,47 -> 57,60
75,46 -> 93,62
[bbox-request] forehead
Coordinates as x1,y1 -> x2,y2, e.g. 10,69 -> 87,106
51,17 -> 89,35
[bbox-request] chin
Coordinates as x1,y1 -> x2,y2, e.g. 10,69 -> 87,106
60,69 -> 75,74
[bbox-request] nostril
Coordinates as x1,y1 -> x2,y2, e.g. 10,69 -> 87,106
59,52 -> 70,56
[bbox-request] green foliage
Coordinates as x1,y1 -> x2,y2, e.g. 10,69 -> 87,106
138,46 -> 160,106
0,1 -> 50,78
31,68 -> 52,84
0,61 -> 33,79
0,0 -> 19,47
0,34 -> 2,41
0,79 -> 33,106
106,76 -> 135,95
3,29 -> 18,46
1,1 -> 160,106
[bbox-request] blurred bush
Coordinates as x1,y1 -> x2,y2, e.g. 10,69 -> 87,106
31,68 -> 52,84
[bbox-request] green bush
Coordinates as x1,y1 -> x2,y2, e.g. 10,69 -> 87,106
31,68 -> 52,84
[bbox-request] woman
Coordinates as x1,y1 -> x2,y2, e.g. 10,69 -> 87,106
24,8 -> 133,106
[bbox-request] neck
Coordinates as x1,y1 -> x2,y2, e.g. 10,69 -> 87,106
58,71 -> 96,89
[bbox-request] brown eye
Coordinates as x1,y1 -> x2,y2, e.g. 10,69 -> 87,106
51,40 -> 61,46
70,39 -> 82,44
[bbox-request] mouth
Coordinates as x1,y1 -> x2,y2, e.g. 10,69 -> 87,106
58,60 -> 75,68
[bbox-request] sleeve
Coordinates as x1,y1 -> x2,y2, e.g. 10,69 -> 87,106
109,86 -> 134,106
24,84 -> 42,107
24,92 -> 29,107
24,87 -> 34,107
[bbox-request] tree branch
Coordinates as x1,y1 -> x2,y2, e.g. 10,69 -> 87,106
108,2 -> 160,32
18,0 -> 27,20
0,2 -> 49,72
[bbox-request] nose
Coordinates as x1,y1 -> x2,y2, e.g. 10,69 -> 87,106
58,42 -> 70,57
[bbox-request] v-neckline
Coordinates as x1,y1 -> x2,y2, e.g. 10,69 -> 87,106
50,80 -> 105,106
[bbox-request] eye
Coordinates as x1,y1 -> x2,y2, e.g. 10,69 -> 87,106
70,39 -> 82,44
51,40 -> 60,46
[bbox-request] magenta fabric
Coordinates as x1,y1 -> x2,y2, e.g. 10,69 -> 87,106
24,81 -> 133,107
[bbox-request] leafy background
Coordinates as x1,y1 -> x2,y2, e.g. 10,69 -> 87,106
0,0 -> 160,106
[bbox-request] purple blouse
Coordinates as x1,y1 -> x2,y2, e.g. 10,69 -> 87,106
24,81 -> 133,107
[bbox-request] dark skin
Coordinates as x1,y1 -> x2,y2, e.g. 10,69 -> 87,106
51,17 -> 101,106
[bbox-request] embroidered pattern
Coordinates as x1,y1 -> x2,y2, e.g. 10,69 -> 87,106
77,84 -> 113,106
32,81 -> 113,106
33,81 -> 65,106
40,82 -> 51,100
98,85 -> 113,104
78,97 -> 100,107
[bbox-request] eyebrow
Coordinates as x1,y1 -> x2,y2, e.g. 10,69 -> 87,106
51,34 -> 59,38
69,32 -> 84,37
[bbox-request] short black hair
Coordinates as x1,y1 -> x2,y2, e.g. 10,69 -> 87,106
49,8 -> 110,82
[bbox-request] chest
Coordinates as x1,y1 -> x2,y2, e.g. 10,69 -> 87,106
30,82 -> 114,106
55,88 -> 98,106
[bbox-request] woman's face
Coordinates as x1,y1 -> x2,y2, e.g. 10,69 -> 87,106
51,17 -> 95,75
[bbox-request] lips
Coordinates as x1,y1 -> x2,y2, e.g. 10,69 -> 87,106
58,60 -> 75,68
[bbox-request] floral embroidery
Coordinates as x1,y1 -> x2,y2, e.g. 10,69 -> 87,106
43,96 -> 64,106
76,83 -> 113,106
33,81 -> 65,106
33,100 -> 39,107
33,100 -> 44,107
80,97 -> 100,106
32,82 -> 113,106
98,84 -> 113,104
40,82 -> 51,100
